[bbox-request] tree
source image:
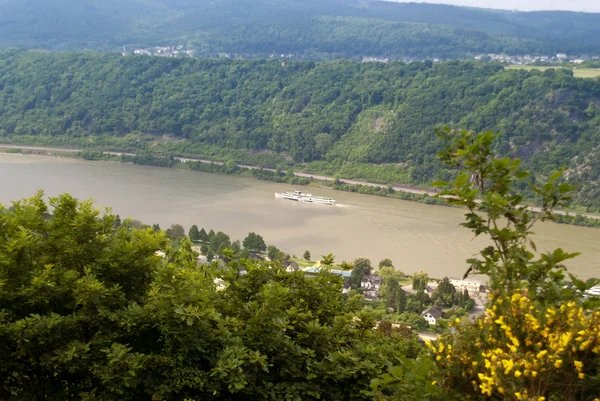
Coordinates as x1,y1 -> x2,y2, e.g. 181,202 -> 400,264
303,250 -> 311,261
320,253 -> 335,266
349,258 -> 372,289
411,271 -> 428,292
200,244 -> 209,254
198,228 -> 209,242
207,229 -> 215,240
0,192 -> 167,400
267,245 -> 283,261
166,224 -> 186,241
231,239 -> 242,255
243,232 -> 267,253
431,277 -> 457,307
378,258 -> 393,268
210,231 -> 230,253
152,223 -> 161,231
379,267 -> 407,312
188,224 -> 201,242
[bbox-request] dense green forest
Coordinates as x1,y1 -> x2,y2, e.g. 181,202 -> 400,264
1,51 -> 599,208
1,0 -> 600,58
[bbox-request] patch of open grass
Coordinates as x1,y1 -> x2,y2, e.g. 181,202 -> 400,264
505,65 -> 600,78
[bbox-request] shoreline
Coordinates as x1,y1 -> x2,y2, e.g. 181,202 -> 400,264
2,144 -> 600,224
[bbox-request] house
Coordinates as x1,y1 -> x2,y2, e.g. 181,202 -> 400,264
283,261 -> 299,273
450,278 -> 485,293
422,307 -> 443,325
361,275 -> 382,300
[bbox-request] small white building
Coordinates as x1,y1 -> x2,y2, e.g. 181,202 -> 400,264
422,307 -> 443,325
361,275 -> 382,300
450,278 -> 484,293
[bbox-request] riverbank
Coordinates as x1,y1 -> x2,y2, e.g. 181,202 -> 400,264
2,144 -> 599,228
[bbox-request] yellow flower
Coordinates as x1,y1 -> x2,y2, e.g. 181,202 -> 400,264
514,370 -> 522,378
578,373 -> 585,380
514,392 -> 522,400
554,360 -> 563,369
432,381 -> 437,386
455,317 -> 460,324
538,397 -> 546,401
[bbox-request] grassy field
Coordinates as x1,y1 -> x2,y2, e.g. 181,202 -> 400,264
505,65 -> 600,78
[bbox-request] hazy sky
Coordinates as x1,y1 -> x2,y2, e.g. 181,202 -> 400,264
386,0 -> 600,12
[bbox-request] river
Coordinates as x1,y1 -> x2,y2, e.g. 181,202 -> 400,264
1,153 -> 599,279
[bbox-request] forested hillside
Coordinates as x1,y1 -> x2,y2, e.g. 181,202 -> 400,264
1,50 -> 600,208
1,0 -> 600,58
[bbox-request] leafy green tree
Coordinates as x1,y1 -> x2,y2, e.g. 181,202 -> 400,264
166,223 -> 186,241
431,277 -> 457,307
188,224 -> 201,242
225,159 -> 237,173
152,223 -> 161,231
340,260 -> 354,271
200,244 -> 209,254
411,271 -> 428,292
0,192 -> 167,400
207,229 -> 216,240
210,231 -> 231,253
320,253 -> 335,266
267,245 -> 283,261
379,267 -> 407,312
303,250 -> 311,261
231,239 -> 242,255
198,228 -> 209,242
242,232 -> 267,253
349,258 -> 372,289
378,258 -> 393,268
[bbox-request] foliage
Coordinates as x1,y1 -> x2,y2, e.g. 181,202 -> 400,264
430,293 -> 600,401
210,231 -> 231,254
0,191 -> 167,399
412,129 -> 600,401
2,52 -> 600,209
242,232 -> 267,253
430,277 -> 473,309
379,267 -> 407,313
303,250 -> 311,261
320,253 -> 335,267
0,192 -> 428,400
198,227 -> 209,242
379,258 -> 394,269
349,258 -> 373,289
411,272 -> 429,292
2,1 -> 600,58
188,224 -> 201,242
267,245 -> 284,261
435,128 -> 583,295
165,223 -> 186,241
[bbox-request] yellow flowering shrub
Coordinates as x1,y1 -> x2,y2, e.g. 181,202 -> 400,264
429,291 -> 600,401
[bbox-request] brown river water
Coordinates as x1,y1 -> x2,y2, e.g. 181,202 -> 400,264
1,153 -> 599,279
